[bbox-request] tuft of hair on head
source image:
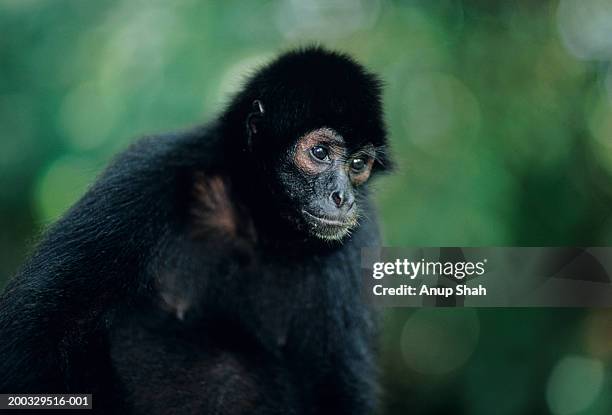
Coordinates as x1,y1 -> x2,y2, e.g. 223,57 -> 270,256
258,45 -> 384,98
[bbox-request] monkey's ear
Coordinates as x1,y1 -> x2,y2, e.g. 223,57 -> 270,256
246,99 -> 265,150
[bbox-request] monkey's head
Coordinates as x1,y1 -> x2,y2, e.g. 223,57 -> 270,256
225,47 -> 391,242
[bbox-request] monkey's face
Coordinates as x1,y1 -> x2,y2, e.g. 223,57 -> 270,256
277,127 -> 378,242
239,48 -> 391,241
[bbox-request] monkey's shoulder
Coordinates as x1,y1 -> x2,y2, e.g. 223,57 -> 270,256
189,172 -> 255,241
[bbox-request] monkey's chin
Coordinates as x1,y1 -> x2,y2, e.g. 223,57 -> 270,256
301,210 -> 356,242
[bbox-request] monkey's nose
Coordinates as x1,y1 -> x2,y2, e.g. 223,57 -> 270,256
330,191 -> 354,210
331,191 -> 344,208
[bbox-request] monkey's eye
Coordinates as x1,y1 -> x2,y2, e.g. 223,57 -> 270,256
311,145 -> 330,161
350,158 -> 366,172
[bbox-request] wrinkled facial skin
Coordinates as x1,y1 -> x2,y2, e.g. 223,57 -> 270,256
278,127 -> 376,241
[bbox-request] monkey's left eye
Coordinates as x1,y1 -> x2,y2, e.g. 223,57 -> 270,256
350,158 -> 366,172
311,145 -> 330,161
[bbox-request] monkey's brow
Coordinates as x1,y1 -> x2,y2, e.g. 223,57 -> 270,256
351,144 -> 377,158
314,127 -> 344,144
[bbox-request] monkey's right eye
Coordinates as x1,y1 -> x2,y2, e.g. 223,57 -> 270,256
311,145 -> 330,161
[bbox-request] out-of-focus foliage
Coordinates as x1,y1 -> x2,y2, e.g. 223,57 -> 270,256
0,1 -> 610,414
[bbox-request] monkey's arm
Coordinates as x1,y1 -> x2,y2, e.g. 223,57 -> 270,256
0,129 -> 218,391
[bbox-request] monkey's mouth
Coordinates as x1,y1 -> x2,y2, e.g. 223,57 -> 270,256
302,210 -> 349,226
301,210 -> 357,241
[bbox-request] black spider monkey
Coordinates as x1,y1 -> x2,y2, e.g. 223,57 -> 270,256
0,47 -> 391,414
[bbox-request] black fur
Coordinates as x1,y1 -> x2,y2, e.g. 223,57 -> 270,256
0,47 -> 390,414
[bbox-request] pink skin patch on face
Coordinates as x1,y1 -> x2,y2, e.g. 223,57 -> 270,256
294,128 -> 345,175
349,157 -> 374,186
294,127 -> 376,187
348,144 -> 376,186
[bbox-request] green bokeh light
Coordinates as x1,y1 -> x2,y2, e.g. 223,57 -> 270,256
546,355 -> 605,415
33,156 -> 99,223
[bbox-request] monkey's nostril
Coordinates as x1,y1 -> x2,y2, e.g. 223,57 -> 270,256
331,191 -> 343,208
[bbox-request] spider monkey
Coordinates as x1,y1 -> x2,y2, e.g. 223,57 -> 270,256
0,47 -> 392,414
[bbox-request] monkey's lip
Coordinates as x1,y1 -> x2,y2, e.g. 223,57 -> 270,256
301,210 -> 350,227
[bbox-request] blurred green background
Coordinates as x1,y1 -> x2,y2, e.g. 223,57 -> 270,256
0,0 -> 611,414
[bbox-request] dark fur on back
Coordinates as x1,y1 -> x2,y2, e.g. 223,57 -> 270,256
0,47 -> 389,414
